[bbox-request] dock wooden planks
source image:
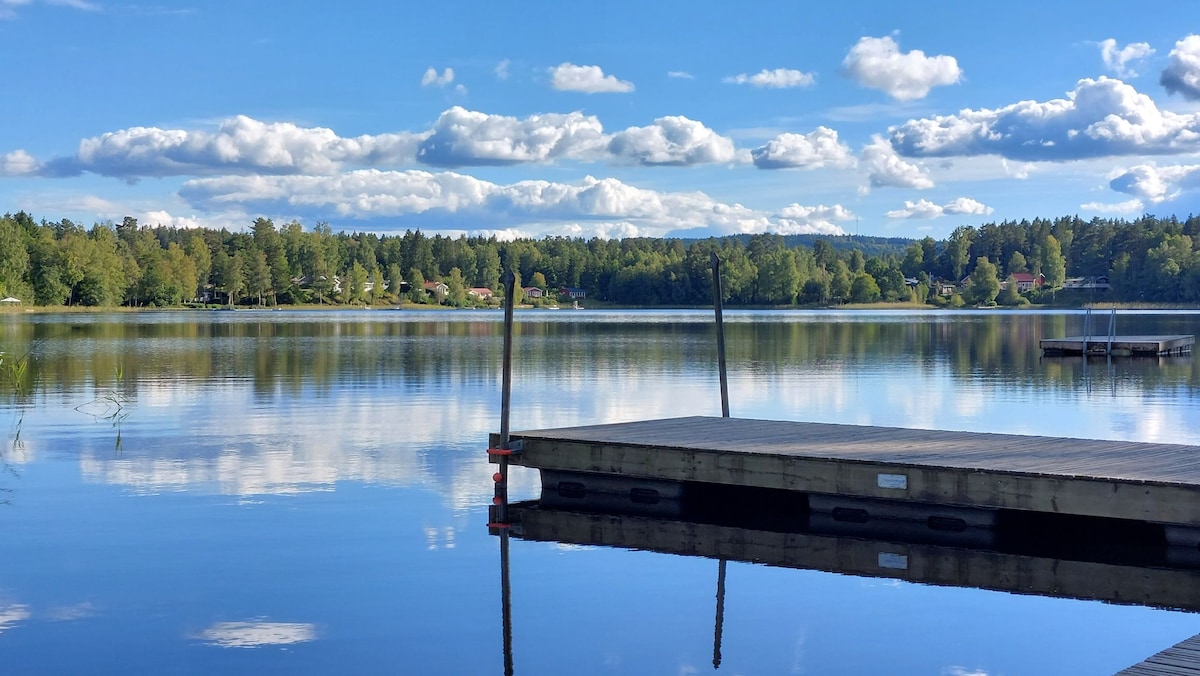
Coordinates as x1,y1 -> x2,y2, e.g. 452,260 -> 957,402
492,416 -> 1200,527
1119,633 -> 1200,674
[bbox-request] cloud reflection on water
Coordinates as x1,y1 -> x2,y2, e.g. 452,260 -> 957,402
7,312 -> 1200,505
0,604 -> 30,633
194,620 -> 317,648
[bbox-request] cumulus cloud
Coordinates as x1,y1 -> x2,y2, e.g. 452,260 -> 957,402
723,68 -> 815,89
885,197 -> 992,219
861,135 -> 934,189
842,35 -> 961,101
751,127 -> 855,169
1080,198 -> 1144,214
421,67 -> 455,87
549,63 -> 634,93
944,197 -> 993,215
1161,35 -> 1200,100
607,116 -> 739,165
138,209 -> 209,229
1099,39 -> 1154,78
1,149 -> 38,176
1109,163 -> 1200,202
179,170 -> 852,238
889,77 -> 1200,161
415,106 -> 605,167
9,108 -> 752,176
667,71 -> 694,79
28,116 -> 424,178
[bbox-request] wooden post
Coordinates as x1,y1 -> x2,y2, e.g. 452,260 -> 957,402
710,251 -> 729,669
710,252 -> 730,418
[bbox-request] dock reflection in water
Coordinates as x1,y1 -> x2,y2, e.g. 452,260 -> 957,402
490,494 -> 1200,672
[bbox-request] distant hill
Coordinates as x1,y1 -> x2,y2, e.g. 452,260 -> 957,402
683,233 -> 914,258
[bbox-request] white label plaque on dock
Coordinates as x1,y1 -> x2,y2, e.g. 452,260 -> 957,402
878,552 -> 909,570
877,473 -> 908,490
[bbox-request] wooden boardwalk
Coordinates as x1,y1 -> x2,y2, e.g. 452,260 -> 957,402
493,416 -> 1200,528
1040,335 -> 1194,356
1119,633 -> 1200,674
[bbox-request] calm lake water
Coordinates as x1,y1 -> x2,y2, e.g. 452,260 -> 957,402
2,308 -> 1200,675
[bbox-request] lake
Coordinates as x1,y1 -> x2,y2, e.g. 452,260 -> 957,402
2,308 -> 1199,674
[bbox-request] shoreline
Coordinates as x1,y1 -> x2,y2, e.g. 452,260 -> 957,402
4,301 -> 1200,314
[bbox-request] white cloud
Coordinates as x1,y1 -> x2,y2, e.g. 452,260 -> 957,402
138,209 -> 208,229
1099,39 -> 1154,78
1161,35 -> 1200,100
549,63 -> 634,93
885,197 -> 992,219
1080,198 -> 1144,214
775,204 -> 855,234
886,198 -> 942,219
494,59 -> 510,80
23,116 -> 423,178
1,149 -> 38,176
607,116 -> 739,165
723,68 -> 815,89
667,70 -> 694,79
861,135 -> 934,189
15,108 -> 753,175
944,197 -> 993,215
178,170 -> 852,238
751,127 -> 855,169
1109,163 -> 1200,202
416,106 -> 605,166
842,35 -> 961,101
1,0 -> 96,18
889,77 -> 1200,161
420,67 -> 455,88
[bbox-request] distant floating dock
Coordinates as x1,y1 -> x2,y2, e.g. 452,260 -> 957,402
1040,334 -> 1194,357
491,416 -> 1200,542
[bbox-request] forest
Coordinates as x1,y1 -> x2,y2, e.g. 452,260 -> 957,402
0,212 -> 1198,308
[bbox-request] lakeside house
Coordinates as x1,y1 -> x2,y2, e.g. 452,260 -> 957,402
1001,272 -> 1046,292
423,280 -> 449,296
1063,276 -> 1112,290
468,287 -> 494,300
523,286 -> 543,298
1,297 -> 21,305
559,287 -> 587,300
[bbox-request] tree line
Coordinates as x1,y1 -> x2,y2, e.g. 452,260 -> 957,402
0,212 -> 1197,308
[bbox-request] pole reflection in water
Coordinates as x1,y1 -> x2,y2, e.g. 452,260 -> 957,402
492,268 -> 518,676
709,252 -> 729,671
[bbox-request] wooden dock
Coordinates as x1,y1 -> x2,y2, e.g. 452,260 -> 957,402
1040,334 -> 1194,356
1119,633 -> 1200,674
491,416 -> 1200,533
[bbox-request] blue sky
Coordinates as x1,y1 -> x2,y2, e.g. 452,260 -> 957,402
4,0 -> 1200,240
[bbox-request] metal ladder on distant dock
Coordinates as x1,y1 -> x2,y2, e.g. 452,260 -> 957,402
1082,308 -> 1117,356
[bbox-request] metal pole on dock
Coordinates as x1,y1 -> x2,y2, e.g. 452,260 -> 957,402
710,252 -> 730,418
709,251 -> 729,669
496,267 -> 518,676
1107,308 -> 1116,357
497,269 -> 516,511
